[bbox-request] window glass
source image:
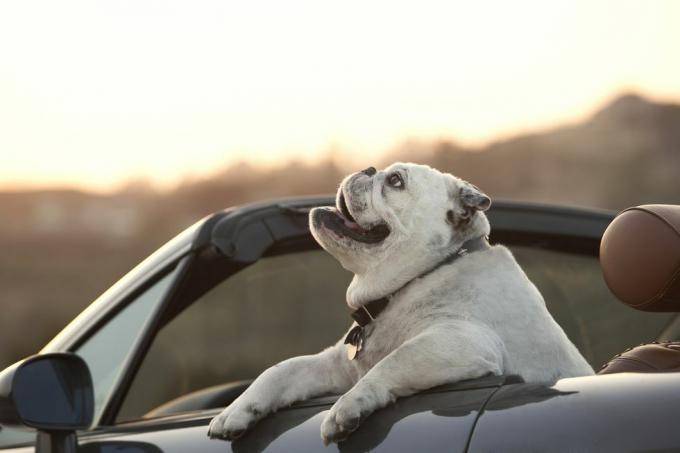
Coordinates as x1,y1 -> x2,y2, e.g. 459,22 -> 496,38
117,244 -> 674,421
117,250 -> 351,421
0,425 -> 34,448
76,267 -> 178,421
512,246 -> 673,368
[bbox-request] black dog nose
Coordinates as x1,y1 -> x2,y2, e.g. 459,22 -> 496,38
361,166 -> 377,176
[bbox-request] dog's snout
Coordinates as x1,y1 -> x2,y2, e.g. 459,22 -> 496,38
361,167 -> 377,177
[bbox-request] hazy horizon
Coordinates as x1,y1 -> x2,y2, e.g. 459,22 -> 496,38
2,90 -> 675,195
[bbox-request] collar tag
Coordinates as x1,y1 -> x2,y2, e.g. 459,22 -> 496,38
344,325 -> 365,360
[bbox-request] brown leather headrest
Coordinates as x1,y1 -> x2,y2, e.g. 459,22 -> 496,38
600,205 -> 680,312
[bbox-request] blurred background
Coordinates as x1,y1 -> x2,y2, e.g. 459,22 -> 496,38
1,0 -> 679,369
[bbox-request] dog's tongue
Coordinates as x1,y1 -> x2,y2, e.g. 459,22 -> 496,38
342,217 -> 363,231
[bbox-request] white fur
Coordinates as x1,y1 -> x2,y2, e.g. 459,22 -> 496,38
208,162 -> 593,444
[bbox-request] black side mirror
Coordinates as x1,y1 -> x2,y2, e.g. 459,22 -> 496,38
0,353 -> 94,453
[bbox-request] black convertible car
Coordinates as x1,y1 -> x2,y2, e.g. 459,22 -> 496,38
1,197 -> 679,452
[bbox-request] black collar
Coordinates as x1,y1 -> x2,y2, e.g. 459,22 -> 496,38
349,235 -> 490,328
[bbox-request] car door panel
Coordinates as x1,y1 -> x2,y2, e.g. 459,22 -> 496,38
73,384 -> 497,453
468,373 -> 680,452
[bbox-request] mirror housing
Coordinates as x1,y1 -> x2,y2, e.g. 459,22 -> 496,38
0,353 -> 94,452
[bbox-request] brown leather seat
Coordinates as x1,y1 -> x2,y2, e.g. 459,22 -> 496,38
598,205 -> 680,374
600,204 -> 680,312
599,342 -> 680,374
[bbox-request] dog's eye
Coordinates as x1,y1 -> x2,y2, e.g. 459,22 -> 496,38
386,173 -> 404,188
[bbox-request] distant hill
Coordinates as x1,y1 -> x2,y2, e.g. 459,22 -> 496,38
400,93 -> 680,209
1,92 -> 679,367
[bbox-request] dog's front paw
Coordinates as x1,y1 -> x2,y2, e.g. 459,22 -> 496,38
207,403 -> 263,441
320,395 -> 364,445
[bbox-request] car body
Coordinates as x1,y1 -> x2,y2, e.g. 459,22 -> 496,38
2,197 -> 680,452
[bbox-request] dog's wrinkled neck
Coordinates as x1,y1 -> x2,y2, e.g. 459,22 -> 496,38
346,235 -> 490,309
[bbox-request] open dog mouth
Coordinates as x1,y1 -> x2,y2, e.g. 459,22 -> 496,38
315,193 -> 390,244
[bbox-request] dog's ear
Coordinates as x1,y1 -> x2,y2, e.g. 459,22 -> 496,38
460,183 -> 491,213
454,183 -> 491,226
446,181 -> 491,228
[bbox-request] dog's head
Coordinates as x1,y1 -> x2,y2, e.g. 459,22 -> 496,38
309,162 -> 491,308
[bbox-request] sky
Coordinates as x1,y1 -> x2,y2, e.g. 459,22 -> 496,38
1,0 -> 679,192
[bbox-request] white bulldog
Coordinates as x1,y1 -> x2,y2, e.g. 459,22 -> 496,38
208,162 -> 593,444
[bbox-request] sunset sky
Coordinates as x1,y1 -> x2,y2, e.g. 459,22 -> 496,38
1,1 -> 679,192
